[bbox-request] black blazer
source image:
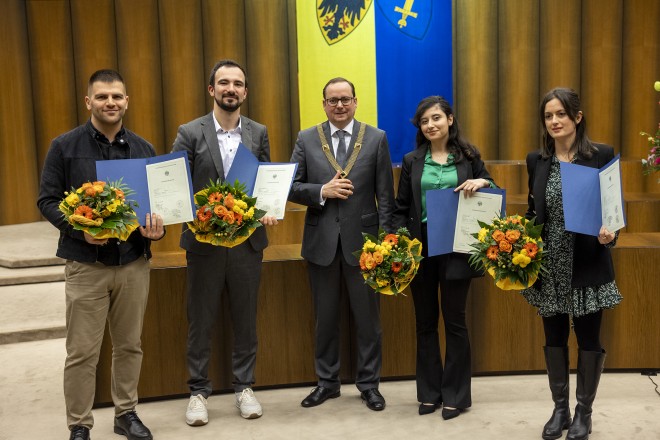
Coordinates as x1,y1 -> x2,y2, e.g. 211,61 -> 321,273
393,145 -> 494,280
525,143 -> 616,288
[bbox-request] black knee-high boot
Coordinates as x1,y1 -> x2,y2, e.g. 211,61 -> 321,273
566,349 -> 606,440
542,346 -> 572,440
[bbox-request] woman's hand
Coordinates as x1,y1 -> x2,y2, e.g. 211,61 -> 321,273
455,178 -> 490,196
598,226 -> 615,245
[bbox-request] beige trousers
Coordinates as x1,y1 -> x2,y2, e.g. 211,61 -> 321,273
63,257 -> 150,429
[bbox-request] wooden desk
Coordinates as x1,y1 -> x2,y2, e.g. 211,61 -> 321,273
95,234 -> 660,404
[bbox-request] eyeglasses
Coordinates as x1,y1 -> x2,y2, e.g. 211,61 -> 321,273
325,97 -> 354,106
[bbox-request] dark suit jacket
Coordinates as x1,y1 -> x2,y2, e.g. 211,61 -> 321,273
289,120 -> 395,266
526,143 -> 616,287
172,113 -> 270,255
393,145 -> 494,280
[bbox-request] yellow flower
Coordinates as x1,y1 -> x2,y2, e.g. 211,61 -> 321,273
106,199 -> 121,213
65,193 -> 80,206
232,205 -> 245,215
363,240 -> 376,252
235,199 -> 248,210
376,278 -> 391,287
477,227 -> 488,243
512,249 -> 531,268
244,207 -> 255,219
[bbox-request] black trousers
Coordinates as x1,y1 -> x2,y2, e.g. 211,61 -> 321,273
185,244 -> 263,396
307,241 -> 382,392
411,251 -> 472,408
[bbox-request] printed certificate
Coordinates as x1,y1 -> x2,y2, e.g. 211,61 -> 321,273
453,191 -> 505,253
252,164 -> 298,220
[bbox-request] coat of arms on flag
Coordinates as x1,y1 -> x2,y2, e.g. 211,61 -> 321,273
317,0 -> 373,45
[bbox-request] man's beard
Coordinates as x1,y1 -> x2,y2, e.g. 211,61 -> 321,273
216,95 -> 243,112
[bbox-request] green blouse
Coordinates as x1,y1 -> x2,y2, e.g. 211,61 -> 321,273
420,150 -> 458,223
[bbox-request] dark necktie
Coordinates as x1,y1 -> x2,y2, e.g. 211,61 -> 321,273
335,130 -> 347,167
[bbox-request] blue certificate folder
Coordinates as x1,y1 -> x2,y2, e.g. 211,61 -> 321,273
426,188 -> 506,257
95,150 -> 195,226
560,154 -> 625,237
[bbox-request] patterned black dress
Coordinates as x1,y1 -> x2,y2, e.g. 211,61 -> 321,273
521,156 -> 622,317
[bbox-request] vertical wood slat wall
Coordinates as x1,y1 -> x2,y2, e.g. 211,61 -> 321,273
1,0 -> 659,226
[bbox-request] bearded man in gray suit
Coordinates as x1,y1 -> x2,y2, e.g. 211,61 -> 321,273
289,77 -> 395,411
172,59 -> 277,426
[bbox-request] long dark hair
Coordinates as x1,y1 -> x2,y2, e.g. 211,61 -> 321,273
411,96 -> 480,163
539,88 -> 595,159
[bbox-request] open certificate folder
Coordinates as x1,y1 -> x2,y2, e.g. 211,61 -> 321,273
96,151 -> 195,226
225,144 -> 297,220
560,155 -> 625,236
426,188 -> 506,256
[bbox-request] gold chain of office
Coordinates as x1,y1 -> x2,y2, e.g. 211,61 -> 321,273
317,122 -> 366,178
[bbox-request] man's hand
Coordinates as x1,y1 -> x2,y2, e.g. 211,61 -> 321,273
321,171 -> 354,199
260,215 -> 279,226
139,213 -> 165,240
598,226 -> 615,245
84,233 -> 108,246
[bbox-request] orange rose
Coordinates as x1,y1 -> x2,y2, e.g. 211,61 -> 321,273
223,211 -> 235,224
359,252 -> 369,270
492,230 -> 505,242
383,234 -> 398,246
391,261 -> 402,273
213,205 -> 228,216
506,216 -> 521,225
505,229 -> 521,243
85,186 -> 98,197
364,253 -> 375,270
523,242 -> 538,258
115,188 -> 125,200
373,251 -> 384,265
223,193 -> 235,209
92,181 -> 106,187
498,240 -> 512,253
486,245 -> 499,260
207,192 -> 223,203
235,213 -> 243,225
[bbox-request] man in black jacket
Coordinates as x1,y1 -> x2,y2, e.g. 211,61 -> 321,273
37,69 -> 164,440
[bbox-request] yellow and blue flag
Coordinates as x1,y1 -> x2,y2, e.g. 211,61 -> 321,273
296,0 -> 453,163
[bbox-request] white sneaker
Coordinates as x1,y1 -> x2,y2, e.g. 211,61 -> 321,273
186,394 -> 208,426
235,388 -> 263,419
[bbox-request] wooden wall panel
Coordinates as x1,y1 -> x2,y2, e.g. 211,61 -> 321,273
158,0 -> 206,148
115,0 -> 165,153
454,0 -> 499,161
26,0 -> 78,173
621,0 -> 660,193
0,0 -> 40,225
201,0 -> 249,117
498,0 -> 540,160
70,0 -> 117,125
245,0 -> 292,163
539,0 -> 581,96
581,0 -> 623,151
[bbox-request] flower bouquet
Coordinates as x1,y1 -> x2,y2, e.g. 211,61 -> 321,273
186,179 -> 266,247
353,227 -> 423,296
468,214 -> 545,290
58,180 -> 139,241
640,81 -> 660,178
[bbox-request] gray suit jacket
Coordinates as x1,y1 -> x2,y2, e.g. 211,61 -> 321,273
289,120 -> 395,266
172,113 -> 270,255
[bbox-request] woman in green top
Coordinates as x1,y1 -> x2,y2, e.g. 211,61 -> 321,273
393,96 -> 495,419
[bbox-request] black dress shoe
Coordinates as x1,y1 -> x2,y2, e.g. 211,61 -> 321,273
301,386 -> 341,407
418,403 -> 440,415
441,407 -> 463,420
113,411 -> 153,440
69,426 -> 90,440
361,388 -> 386,411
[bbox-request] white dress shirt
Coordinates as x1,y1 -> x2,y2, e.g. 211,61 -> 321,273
212,113 -> 242,178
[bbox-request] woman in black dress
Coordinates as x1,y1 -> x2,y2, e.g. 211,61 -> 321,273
522,88 -> 622,440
